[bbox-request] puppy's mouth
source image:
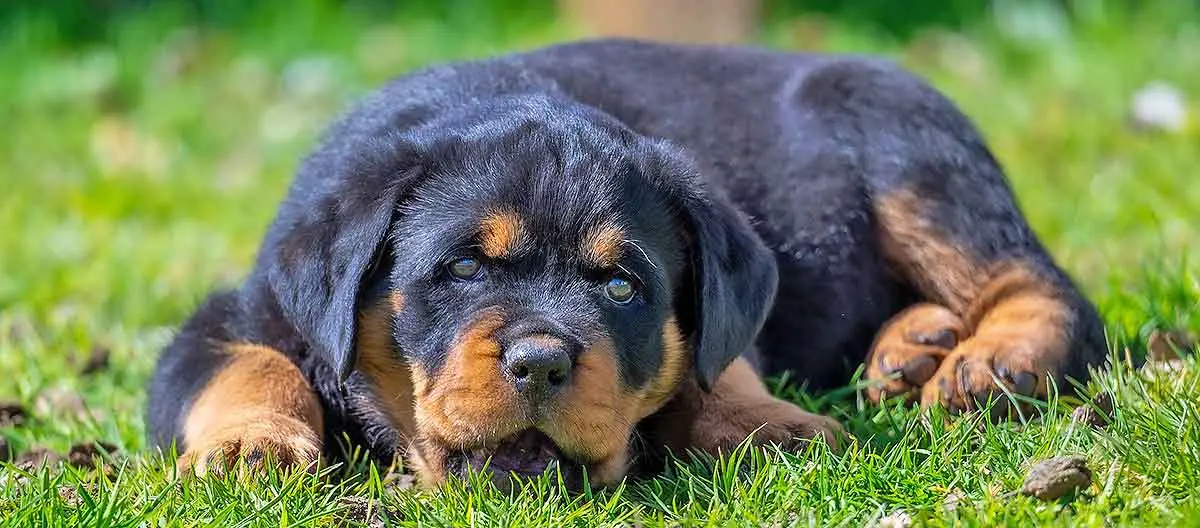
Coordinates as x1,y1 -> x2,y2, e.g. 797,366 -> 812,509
448,429 -> 583,486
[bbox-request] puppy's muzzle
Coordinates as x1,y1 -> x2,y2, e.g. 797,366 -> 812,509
502,332 -> 579,407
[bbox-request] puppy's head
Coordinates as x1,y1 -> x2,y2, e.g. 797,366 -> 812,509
265,96 -> 777,488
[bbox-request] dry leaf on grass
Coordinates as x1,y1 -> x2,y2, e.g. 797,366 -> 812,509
80,345 -> 112,375
15,445 -> 64,469
1148,329 -> 1195,361
67,441 -> 119,469
0,401 -> 28,427
337,496 -> 387,528
1071,392 -> 1114,429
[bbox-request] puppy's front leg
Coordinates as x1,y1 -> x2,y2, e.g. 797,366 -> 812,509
176,344 -> 324,476
644,357 -> 842,459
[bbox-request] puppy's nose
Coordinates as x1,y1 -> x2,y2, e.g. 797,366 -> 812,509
503,336 -> 573,402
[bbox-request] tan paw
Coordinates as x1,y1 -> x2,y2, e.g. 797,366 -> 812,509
177,415 -> 321,478
693,398 -> 845,455
919,332 -> 1061,420
918,285 -> 1073,420
749,401 -> 845,453
865,303 -> 965,403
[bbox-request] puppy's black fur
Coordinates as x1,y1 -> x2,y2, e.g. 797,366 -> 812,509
148,39 -> 1106,481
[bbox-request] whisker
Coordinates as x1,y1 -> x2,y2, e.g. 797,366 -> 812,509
614,262 -> 643,284
622,239 -> 658,270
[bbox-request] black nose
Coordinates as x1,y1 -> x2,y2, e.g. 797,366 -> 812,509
504,337 -> 573,402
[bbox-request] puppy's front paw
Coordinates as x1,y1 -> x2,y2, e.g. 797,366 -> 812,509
177,414 -> 321,478
865,303 -> 964,403
919,332 -> 1064,420
919,283 -> 1076,420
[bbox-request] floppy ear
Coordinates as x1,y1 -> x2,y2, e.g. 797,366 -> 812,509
678,186 -> 779,391
263,135 -> 425,381
637,139 -> 779,392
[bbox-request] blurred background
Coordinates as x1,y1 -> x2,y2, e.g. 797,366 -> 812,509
0,0 -> 1196,374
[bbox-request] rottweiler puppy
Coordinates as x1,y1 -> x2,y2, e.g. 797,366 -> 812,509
147,39 -> 1106,488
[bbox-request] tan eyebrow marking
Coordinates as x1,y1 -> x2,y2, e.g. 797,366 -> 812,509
479,209 -> 528,258
581,221 -> 626,268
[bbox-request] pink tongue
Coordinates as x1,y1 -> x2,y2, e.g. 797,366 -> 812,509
479,430 -> 560,475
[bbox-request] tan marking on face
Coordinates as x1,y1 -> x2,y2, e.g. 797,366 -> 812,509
406,435 -> 449,487
411,312 -> 523,450
389,290 -> 405,313
404,366 -> 448,487
479,210 -> 528,259
581,221 -> 626,268
405,314 -> 691,488
541,335 -> 634,486
543,317 -> 690,487
355,292 -> 416,439
634,317 -> 690,417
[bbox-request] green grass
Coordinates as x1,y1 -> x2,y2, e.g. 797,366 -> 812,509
1,2 -> 1198,526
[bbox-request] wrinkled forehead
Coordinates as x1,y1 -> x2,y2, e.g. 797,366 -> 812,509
393,150 -> 684,276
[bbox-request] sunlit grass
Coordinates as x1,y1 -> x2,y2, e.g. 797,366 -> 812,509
1,3 -> 1197,526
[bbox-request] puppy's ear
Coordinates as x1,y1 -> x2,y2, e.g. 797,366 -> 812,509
263,135 -> 425,380
680,190 -> 779,390
646,144 -> 779,391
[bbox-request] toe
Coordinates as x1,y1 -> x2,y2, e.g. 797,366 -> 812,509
996,365 -> 1039,397
956,358 -> 1002,411
900,354 -> 940,385
207,442 -> 240,475
922,342 -> 1051,420
909,327 -> 959,350
921,354 -> 978,414
178,435 -> 319,479
866,304 -> 964,404
867,348 -> 949,403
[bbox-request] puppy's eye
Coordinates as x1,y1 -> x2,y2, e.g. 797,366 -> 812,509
446,257 -> 483,280
603,275 -> 637,304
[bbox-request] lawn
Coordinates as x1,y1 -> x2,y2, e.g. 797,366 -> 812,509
1,1 -> 1198,526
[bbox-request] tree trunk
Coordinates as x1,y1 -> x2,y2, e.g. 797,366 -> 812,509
560,0 -> 761,44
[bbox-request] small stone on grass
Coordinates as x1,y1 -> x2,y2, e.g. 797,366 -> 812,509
1142,329 -> 1193,376
57,485 -> 84,507
1148,329 -> 1194,361
1021,455 -> 1092,501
